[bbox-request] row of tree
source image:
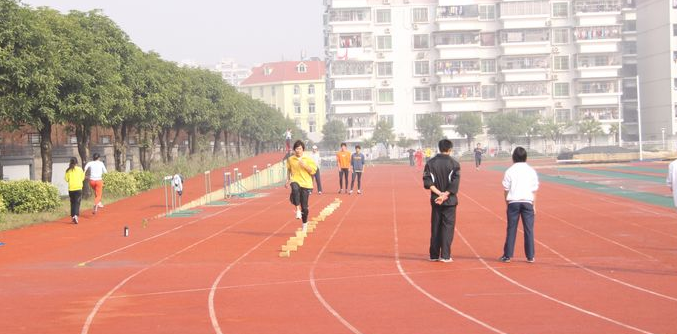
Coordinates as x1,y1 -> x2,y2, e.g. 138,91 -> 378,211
321,111 -> 610,154
0,1 -> 301,182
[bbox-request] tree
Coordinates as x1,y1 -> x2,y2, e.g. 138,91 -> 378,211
397,135 -> 415,149
522,114 -> 542,149
608,123 -> 620,145
541,119 -> 569,154
416,114 -> 444,148
321,120 -> 347,149
370,120 -> 396,155
578,117 -> 603,146
486,112 -> 526,151
454,112 -> 483,151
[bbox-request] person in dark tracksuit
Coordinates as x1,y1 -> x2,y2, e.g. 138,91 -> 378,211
423,139 -> 461,262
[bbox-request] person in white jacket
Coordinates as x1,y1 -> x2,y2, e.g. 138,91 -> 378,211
667,159 -> 677,210
84,153 -> 108,214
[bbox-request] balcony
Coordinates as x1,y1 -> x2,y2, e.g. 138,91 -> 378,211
574,26 -> 621,53
434,31 -> 483,58
330,61 -> 373,78
436,5 -> 480,31
326,0 -> 369,9
498,0 -> 550,29
575,54 -> 622,78
331,88 -> 373,106
327,33 -> 373,60
577,79 -> 622,105
501,82 -> 550,108
435,59 -> 481,83
436,83 -> 481,101
500,29 -> 550,55
499,55 -> 550,81
578,106 -> 621,122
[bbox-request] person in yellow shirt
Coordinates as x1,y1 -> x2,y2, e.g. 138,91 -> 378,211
424,147 -> 433,163
336,142 -> 352,193
64,157 -> 86,224
286,140 -> 318,231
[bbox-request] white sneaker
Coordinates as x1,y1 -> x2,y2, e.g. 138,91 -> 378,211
357,189 -> 362,194
302,223 -> 308,232
318,191 -> 322,194
295,210 -> 302,219
349,190 -> 353,195
97,203 -> 104,208
72,215 -> 78,224
440,258 -> 453,263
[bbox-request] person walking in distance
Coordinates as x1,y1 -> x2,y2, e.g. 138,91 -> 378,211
336,142 -> 351,193
414,148 -> 424,169
84,153 -> 108,214
349,145 -> 366,194
423,139 -> 461,262
286,140 -> 317,231
474,143 -> 485,170
499,147 -> 539,263
310,145 -> 323,194
407,148 -> 415,167
64,157 -> 85,224
667,157 -> 677,211
284,128 -> 292,152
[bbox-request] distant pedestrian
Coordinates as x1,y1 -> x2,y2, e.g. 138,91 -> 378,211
349,145 -> 365,194
667,158 -> 677,210
310,145 -> 323,194
499,147 -> 539,263
423,139 -> 461,262
407,148 -> 415,167
286,140 -> 317,231
414,149 -> 424,168
284,128 -> 292,152
64,157 -> 85,224
424,147 -> 432,163
336,142 -> 351,193
84,153 -> 108,214
474,143 -> 484,170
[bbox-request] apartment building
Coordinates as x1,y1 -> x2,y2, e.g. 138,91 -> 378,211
214,58 -> 252,87
324,0 -> 638,146
637,0 -> 676,142
239,61 -> 327,142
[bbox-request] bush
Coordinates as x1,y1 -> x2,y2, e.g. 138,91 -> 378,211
0,192 -> 6,214
130,170 -> 155,191
0,180 -> 60,213
102,172 -> 138,196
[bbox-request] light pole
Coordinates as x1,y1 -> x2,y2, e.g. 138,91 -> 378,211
636,75 -> 643,161
662,127 -> 666,150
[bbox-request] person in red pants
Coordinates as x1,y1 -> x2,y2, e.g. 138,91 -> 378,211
84,153 -> 108,214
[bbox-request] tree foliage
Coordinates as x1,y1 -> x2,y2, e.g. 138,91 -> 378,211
416,114 -> 444,148
486,112 -> 527,151
321,120 -> 347,149
577,117 -> 603,146
453,112 -> 482,151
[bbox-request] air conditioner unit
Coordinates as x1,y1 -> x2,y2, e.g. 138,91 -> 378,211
381,80 -> 390,86
385,28 -> 391,34
412,23 -> 419,30
551,74 -> 558,80
551,46 -> 560,54
382,0 -> 390,4
416,52 -> 426,59
376,52 -> 385,59
489,76 -> 496,83
555,102 -> 563,108
545,20 -> 551,26
420,77 -> 429,84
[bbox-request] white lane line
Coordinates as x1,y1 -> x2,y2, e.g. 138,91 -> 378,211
80,199 -> 284,334
391,187 -> 510,334
464,194 -> 677,303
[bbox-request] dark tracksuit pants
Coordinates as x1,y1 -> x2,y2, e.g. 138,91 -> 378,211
339,168 -> 349,190
290,182 -> 311,223
350,171 -> 362,190
429,204 -> 457,260
69,190 -> 82,217
502,202 -> 535,259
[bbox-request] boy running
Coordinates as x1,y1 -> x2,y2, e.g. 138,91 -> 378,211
286,140 -> 317,231
349,145 -> 365,194
336,143 -> 351,193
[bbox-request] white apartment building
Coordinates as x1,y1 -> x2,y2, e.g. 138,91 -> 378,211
324,0 -> 638,147
637,0 -> 676,142
214,58 -> 252,87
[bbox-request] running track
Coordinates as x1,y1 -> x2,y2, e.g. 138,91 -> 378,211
1,157 -> 676,334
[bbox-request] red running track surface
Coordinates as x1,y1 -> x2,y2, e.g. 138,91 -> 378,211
1,159 -> 676,334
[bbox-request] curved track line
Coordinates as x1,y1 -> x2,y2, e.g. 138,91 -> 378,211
208,198 -> 327,334
80,199 -> 284,334
463,193 -> 677,303
390,184 -> 509,334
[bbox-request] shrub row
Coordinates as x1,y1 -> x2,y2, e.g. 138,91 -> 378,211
0,180 -> 60,213
102,170 -> 155,196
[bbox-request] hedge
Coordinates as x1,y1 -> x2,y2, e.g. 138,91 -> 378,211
0,180 -> 60,213
0,192 -> 7,214
102,171 -> 138,196
130,170 -> 155,191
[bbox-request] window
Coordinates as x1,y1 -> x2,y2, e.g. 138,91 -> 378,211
479,4 -> 496,20
309,103 -> 316,114
438,5 -> 479,19
500,29 -> 550,43
294,103 -> 301,114
437,84 -> 482,99
338,33 -> 364,48
259,87 -> 264,96
331,61 -> 373,76
308,85 -> 315,95
623,20 -> 636,33
674,24 -> 677,36
500,56 -> 549,70
414,87 -> 431,102
574,26 -> 621,41
577,80 -> 618,94
413,34 -> 429,49
294,85 -> 300,95
309,120 -> 316,133
501,82 -> 549,96
376,62 -> 393,77
481,59 -> 496,73
414,61 -> 430,76
376,35 -> 392,50
378,89 -> 394,104
332,88 -> 373,102
552,28 -> 569,44
271,86 -> 276,96
376,9 -> 391,23
379,115 -> 394,126
573,0 -> 622,13
553,55 -> 569,70
552,2 -> 568,18
434,31 -> 480,46
436,59 -> 479,74
297,63 -> 307,73
412,8 -> 428,23
100,135 -> 111,145
622,41 -> 636,54
481,85 -> 496,99
480,33 -> 496,46
499,1 -> 550,17
553,82 -> 570,97
555,109 -> 571,123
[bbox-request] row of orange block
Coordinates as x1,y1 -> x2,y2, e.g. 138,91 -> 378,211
279,198 -> 342,257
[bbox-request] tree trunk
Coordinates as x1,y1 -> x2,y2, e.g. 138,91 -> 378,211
223,129 -> 229,159
75,124 -> 92,198
167,125 -> 180,162
38,117 -> 53,182
236,134 -> 241,158
158,128 -> 167,163
112,123 -> 128,172
139,129 -> 152,171
213,129 -> 222,156
189,125 -> 198,156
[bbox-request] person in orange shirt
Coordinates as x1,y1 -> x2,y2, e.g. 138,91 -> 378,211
336,142 -> 352,194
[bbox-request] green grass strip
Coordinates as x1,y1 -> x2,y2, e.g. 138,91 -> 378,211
607,166 -> 667,174
560,167 -> 665,184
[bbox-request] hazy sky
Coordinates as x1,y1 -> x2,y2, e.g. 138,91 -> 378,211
21,0 -> 325,67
